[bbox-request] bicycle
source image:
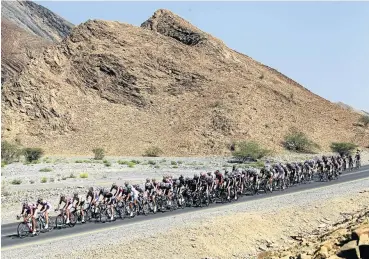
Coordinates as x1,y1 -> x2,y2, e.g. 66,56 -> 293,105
55,209 -> 76,228
16,215 -> 40,238
37,212 -> 54,232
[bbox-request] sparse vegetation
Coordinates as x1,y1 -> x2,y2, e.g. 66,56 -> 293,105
177,161 -> 183,164
130,159 -> 141,164
40,177 -> 48,183
103,159 -> 111,167
1,161 -> 6,168
283,129 -> 318,153
154,165 -> 160,169
359,115 -> 369,127
29,180 -> 35,184
43,157 -> 52,163
23,147 -> 44,162
31,160 -> 40,164
330,142 -> 358,156
127,162 -> 135,168
69,173 -> 76,178
1,140 -> 22,164
232,141 -> 271,161
61,177 -> 67,181
92,148 -> 105,160
50,177 -> 55,182
75,160 -> 83,163
143,146 -> 163,157
11,179 -> 22,185
118,160 -> 128,165
39,167 -> 52,172
148,160 -> 156,165
172,165 -> 178,169
79,172 -> 89,178
171,161 -> 177,165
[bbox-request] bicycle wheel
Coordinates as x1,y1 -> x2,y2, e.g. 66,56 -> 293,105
142,202 -> 149,216
99,209 -> 107,223
69,213 -> 77,227
85,208 -> 92,221
17,222 -> 30,238
35,220 -> 41,235
47,217 -> 55,231
55,215 -> 64,229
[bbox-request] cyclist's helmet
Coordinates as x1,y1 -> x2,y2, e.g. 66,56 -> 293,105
124,181 -> 129,187
73,192 -> 78,198
160,182 -> 165,188
152,178 -> 156,183
175,180 -> 180,185
89,187 -> 94,192
194,174 -> 199,179
37,198 -> 42,204
60,194 -> 66,200
112,182 -> 118,189
146,178 -> 150,183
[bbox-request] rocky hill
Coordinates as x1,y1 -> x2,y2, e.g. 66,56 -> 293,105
1,9 -> 368,156
1,1 -> 73,83
1,0 -> 73,42
1,18 -> 51,83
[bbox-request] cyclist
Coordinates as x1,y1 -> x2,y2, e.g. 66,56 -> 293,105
355,150 -> 361,168
73,192 -> 86,223
55,194 -> 73,224
36,198 -> 52,229
18,201 -> 37,235
99,188 -> 115,221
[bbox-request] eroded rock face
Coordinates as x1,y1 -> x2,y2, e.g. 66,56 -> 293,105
1,1 -> 73,83
1,0 -> 73,42
1,18 -> 51,83
141,9 -> 207,46
2,9 -> 368,155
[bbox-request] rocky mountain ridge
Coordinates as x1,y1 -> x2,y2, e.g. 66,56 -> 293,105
2,9 -> 368,155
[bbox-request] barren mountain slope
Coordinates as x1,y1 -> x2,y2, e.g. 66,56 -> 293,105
1,18 -> 51,83
1,0 -> 73,42
2,9 -> 367,156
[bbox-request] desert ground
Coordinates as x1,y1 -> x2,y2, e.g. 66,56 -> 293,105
1,150 -> 369,259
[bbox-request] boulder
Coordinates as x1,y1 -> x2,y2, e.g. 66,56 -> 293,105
337,240 -> 359,259
315,246 -> 329,259
358,234 -> 369,259
352,225 -> 369,240
298,254 -> 312,259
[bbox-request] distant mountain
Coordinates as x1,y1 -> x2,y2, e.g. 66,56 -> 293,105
1,0 -> 73,83
2,0 -> 73,42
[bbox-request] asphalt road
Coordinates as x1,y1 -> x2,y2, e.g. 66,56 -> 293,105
2,165 -> 369,249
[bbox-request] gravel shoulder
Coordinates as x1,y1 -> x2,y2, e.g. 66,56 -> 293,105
2,176 -> 369,259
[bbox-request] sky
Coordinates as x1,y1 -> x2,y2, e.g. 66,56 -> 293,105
37,1 -> 369,111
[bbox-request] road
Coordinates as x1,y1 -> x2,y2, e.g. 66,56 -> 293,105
2,165 -> 369,249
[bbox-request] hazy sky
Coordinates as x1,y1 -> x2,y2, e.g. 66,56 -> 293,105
37,1 -> 369,111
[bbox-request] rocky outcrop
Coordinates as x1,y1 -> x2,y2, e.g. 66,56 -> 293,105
1,1 -> 73,83
2,10 -> 368,155
1,0 -> 73,42
260,207 -> 369,259
1,18 -> 51,83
